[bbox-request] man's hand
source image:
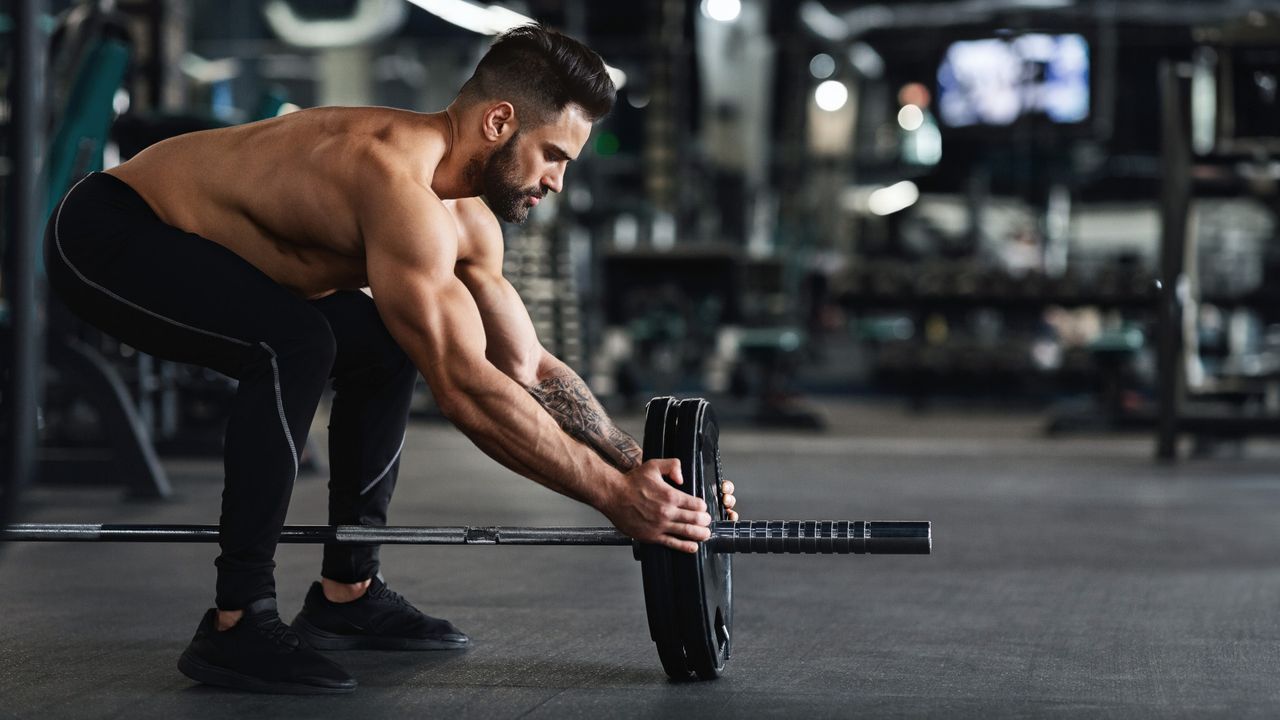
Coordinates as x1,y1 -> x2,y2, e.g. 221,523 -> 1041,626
721,479 -> 738,522
603,458 -> 712,554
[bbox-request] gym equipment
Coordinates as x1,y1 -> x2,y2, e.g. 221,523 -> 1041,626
2,0 -> 45,549
1,397 -> 931,681
30,3 -> 172,498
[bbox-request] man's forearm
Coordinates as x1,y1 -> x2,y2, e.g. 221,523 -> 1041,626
526,360 -> 643,472
433,366 -> 626,511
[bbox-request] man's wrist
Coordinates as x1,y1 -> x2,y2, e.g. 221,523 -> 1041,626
589,462 -> 628,513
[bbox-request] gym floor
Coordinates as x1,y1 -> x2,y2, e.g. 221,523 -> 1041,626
3,400 -> 1279,718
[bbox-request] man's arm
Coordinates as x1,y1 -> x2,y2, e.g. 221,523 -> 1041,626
526,356 -> 642,472
463,272 -> 740,520
451,200 -> 640,472
363,179 -> 710,551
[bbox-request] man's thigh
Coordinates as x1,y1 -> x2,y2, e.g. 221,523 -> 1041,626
310,290 -> 408,378
46,174 -> 325,378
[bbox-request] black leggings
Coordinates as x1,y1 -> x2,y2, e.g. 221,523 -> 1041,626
44,172 -> 418,610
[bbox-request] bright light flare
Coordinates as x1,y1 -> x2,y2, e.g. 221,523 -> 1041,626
701,0 -> 742,22
898,104 -> 924,131
867,181 -> 919,216
815,80 -> 849,112
405,0 -> 627,88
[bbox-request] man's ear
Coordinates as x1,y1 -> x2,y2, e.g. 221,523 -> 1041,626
481,102 -> 517,143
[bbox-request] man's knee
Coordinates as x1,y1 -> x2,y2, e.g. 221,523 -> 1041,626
352,338 -> 416,398
265,311 -> 338,374
341,305 -> 415,384
383,341 -> 416,383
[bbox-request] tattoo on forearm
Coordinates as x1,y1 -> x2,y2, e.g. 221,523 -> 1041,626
528,372 -> 643,471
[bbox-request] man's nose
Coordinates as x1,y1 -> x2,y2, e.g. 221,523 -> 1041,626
542,171 -> 563,194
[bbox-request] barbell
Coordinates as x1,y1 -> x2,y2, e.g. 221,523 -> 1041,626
1,396 -> 931,681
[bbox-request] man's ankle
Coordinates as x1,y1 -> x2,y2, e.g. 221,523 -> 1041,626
215,609 -> 243,631
321,577 -> 372,604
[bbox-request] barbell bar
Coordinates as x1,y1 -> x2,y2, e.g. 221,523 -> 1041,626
0,521 -> 930,553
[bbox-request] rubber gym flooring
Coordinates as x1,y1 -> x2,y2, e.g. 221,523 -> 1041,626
3,400 -> 1279,718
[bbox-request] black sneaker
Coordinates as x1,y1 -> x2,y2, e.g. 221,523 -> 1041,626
177,598 -> 357,694
291,576 -> 469,651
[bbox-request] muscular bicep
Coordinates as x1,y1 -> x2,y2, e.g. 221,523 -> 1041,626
457,265 -> 545,386
362,188 -> 490,398
449,197 -> 546,386
372,268 -> 489,389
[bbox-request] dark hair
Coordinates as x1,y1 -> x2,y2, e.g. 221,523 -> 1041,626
459,24 -> 615,125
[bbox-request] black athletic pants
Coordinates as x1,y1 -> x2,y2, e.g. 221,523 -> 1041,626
44,172 -> 418,610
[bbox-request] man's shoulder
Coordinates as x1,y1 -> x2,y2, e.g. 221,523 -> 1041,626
445,197 -> 503,267
350,152 -> 439,217
343,112 -> 443,191
449,197 -> 500,234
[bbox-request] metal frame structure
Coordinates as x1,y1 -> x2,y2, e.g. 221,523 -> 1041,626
2,0 -> 47,536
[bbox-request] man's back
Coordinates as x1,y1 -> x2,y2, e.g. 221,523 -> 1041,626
107,106 -> 447,298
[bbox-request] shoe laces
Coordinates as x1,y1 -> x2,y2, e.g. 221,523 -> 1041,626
250,612 -> 301,649
367,581 -> 412,609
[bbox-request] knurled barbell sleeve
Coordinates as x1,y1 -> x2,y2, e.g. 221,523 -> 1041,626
704,520 -> 931,555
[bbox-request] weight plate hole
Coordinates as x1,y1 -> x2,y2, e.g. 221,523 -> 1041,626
715,607 -> 729,650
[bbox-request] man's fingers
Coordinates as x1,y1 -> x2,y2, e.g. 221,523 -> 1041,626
654,458 -> 683,485
720,479 -> 737,517
670,522 -> 712,542
670,509 -> 712,527
671,491 -> 707,512
659,527 -> 707,552
664,536 -> 700,554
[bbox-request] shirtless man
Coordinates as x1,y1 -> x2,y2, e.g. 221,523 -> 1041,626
43,24 -> 737,694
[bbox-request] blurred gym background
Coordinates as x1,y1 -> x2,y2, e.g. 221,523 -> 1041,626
3,0 -> 1280,504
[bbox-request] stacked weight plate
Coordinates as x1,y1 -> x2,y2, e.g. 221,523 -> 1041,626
636,396 -> 732,680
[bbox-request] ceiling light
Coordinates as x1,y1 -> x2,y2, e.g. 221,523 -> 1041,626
815,80 -> 849,112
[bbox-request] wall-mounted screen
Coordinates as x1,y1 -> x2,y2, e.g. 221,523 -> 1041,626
937,34 -> 1090,128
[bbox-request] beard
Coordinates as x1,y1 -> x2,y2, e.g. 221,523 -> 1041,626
469,130 -> 543,224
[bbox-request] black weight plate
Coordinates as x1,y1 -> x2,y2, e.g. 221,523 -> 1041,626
637,397 -> 691,680
637,397 -> 733,681
667,398 -> 731,680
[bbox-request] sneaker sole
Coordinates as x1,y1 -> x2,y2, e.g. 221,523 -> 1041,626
292,615 -> 470,651
178,650 -> 357,695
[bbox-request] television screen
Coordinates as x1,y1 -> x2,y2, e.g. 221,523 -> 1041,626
937,34 -> 1090,128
